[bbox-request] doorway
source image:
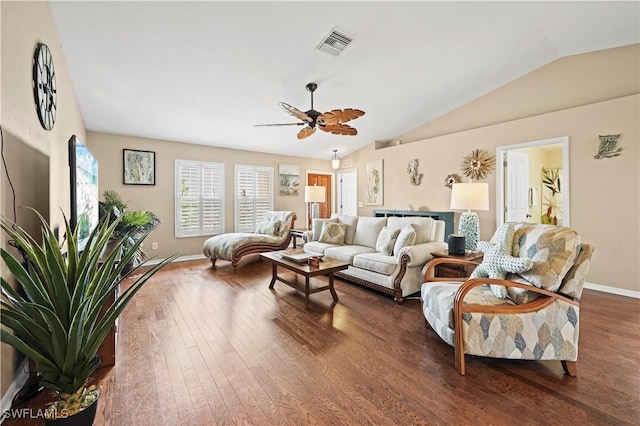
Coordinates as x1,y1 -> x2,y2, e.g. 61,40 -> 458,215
496,136 -> 569,228
336,169 -> 358,216
306,172 -> 333,228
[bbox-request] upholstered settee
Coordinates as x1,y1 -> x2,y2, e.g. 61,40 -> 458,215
302,214 -> 447,303
421,222 -> 594,376
203,211 -> 296,270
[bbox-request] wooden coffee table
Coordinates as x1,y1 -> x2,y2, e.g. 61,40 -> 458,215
260,250 -> 349,309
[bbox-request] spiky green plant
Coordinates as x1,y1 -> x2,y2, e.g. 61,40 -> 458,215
1,209 -> 178,417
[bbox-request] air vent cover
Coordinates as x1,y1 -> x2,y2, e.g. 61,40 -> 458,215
317,29 -> 353,57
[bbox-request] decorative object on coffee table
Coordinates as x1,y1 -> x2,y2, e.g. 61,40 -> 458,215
450,182 -> 489,251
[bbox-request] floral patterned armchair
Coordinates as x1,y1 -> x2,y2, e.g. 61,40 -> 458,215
421,222 -> 594,376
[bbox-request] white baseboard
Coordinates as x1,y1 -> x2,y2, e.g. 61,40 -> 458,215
0,357 -> 29,423
584,281 -> 640,299
143,253 -> 206,266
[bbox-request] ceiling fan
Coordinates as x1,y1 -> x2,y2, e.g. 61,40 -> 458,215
254,83 -> 365,140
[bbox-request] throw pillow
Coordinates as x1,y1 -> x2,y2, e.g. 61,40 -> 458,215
376,226 -> 401,256
255,220 -> 281,236
470,223 -> 534,299
312,218 -> 337,241
319,222 -> 347,245
393,224 -> 417,257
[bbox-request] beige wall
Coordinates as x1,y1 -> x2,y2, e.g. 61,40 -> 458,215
1,2 -> 87,399
86,132 -> 335,259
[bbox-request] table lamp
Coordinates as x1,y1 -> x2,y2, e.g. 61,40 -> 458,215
304,185 -> 326,220
450,182 -> 489,251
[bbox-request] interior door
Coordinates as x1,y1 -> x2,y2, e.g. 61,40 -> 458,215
337,169 -> 357,216
307,173 -> 331,228
505,151 -> 529,222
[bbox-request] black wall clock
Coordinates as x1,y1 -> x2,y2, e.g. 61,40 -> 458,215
33,43 -> 57,130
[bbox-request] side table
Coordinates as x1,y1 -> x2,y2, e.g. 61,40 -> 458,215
430,250 -> 483,278
290,229 -> 308,249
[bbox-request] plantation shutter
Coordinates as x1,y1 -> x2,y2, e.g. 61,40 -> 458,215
175,160 -> 224,237
234,165 -> 274,232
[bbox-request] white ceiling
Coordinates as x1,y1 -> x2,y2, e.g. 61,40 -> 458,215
48,1 -> 639,161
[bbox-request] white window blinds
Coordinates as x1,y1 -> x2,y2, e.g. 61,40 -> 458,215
175,160 -> 224,237
234,165 -> 274,232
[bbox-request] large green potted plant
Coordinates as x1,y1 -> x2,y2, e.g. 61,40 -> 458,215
0,209 -> 178,424
98,190 -> 160,271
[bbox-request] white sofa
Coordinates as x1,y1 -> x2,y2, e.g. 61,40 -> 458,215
303,214 -> 447,303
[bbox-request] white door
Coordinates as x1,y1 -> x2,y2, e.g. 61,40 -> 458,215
505,151 -> 529,222
337,169 -> 357,216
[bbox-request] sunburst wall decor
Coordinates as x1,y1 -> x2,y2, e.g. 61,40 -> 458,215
461,149 -> 495,180
444,173 -> 462,189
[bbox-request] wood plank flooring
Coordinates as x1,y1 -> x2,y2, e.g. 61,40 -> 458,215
4,256 -> 639,425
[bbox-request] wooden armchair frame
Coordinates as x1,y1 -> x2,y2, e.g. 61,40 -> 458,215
423,258 -> 580,376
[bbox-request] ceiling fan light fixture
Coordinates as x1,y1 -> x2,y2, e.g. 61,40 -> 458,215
331,149 -> 340,170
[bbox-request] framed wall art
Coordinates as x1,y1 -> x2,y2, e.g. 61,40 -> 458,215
123,149 -> 155,185
365,159 -> 383,205
278,164 -> 300,196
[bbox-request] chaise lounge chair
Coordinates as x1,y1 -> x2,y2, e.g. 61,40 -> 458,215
202,211 -> 296,270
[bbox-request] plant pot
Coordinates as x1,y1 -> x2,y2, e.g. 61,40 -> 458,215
44,395 -> 98,426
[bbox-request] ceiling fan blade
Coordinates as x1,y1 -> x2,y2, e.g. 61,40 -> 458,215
253,122 -> 306,127
297,126 -> 316,139
279,102 -> 313,123
319,123 -> 358,136
318,108 -> 365,126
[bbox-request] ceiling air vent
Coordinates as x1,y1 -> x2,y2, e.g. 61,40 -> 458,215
317,29 -> 353,57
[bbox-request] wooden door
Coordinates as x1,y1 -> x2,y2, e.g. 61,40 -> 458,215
307,173 -> 332,228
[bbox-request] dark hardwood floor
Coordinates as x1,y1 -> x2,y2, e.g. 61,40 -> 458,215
5,256 -> 639,425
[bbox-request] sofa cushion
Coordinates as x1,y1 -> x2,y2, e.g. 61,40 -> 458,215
319,223 -> 347,245
303,241 -> 339,256
255,220 -> 281,236
353,252 -> 397,275
512,224 -> 581,292
375,226 -> 401,256
393,224 -> 417,257
387,217 -> 435,243
311,218 -> 337,241
352,217 -> 388,248
324,245 -> 376,264
333,215 -> 359,245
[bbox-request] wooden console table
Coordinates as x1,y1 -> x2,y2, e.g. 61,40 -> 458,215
373,209 -> 455,239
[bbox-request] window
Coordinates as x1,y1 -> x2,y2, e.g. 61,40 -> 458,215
235,165 -> 274,232
175,160 -> 224,237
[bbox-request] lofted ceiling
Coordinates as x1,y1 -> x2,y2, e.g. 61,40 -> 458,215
48,1 -> 640,161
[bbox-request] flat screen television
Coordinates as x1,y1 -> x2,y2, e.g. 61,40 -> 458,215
69,135 -> 99,249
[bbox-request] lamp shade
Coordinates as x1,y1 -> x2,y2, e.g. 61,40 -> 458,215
304,185 -> 326,203
450,183 -> 489,211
